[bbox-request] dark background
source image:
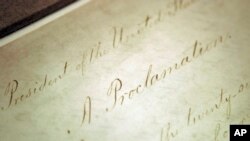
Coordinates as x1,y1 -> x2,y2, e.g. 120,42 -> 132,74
0,0 -> 76,38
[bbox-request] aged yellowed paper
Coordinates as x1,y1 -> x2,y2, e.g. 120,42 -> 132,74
0,0 -> 250,141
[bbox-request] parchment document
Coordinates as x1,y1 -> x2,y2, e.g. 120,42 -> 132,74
0,0 -> 250,141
